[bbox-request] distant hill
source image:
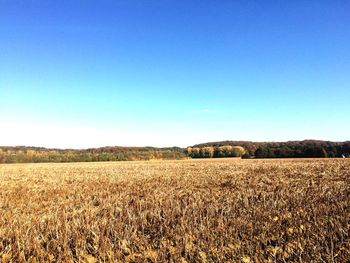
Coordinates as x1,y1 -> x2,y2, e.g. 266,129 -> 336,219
189,140 -> 350,158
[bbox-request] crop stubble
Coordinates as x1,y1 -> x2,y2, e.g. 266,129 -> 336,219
0,159 -> 349,262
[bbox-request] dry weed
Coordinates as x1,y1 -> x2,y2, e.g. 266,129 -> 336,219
0,159 -> 349,262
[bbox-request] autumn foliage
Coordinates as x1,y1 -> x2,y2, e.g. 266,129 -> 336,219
187,145 -> 245,158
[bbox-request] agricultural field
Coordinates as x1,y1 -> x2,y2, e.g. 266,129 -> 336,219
0,159 -> 349,262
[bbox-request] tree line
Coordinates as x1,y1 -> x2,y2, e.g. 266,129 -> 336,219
254,142 -> 350,158
192,140 -> 350,158
1,140 -> 349,163
0,146 -> 186,163
186,145 -> 246,158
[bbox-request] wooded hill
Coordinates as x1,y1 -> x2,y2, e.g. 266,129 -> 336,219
191,140 -> 350,158
0,140 -> 349,163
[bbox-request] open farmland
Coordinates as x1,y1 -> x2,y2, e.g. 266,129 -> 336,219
0,159 -> 349,262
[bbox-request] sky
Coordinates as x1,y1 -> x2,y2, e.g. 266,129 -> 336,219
1,0 -> 349,148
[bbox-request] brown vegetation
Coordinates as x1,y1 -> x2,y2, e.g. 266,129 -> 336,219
0,159 -> 349,262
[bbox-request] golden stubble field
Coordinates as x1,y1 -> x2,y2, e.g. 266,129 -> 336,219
0,159 -> 349,262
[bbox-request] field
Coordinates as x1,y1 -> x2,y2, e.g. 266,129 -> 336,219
0,159 -> 349,262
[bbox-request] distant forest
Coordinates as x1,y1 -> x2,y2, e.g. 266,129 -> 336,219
191,140 -> 350,159
0,146 -> 186,163
0,140 -> 349,163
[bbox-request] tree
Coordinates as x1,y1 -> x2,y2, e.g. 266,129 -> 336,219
232,146 -> 245,157
191,148 -> 201,158
200,147 -> 214,158
241,153 -> 250,159
186,147 -> 193,156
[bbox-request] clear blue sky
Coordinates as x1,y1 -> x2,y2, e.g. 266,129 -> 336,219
1,0 -> 349,148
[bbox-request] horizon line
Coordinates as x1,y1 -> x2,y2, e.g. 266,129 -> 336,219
1,138 -> 349,151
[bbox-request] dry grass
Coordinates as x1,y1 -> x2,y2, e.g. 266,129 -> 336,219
0,159 -> 349,262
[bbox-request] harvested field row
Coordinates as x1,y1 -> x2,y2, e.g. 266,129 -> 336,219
0,159 -> 349,262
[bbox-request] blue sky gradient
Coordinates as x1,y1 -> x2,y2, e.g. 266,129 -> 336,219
1,0 -> 349,148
